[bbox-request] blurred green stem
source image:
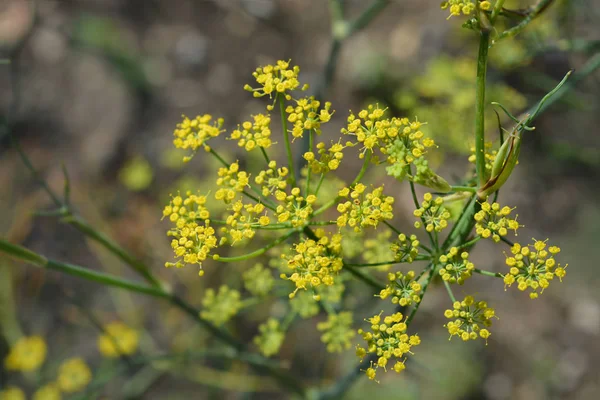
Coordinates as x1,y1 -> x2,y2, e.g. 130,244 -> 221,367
279,94 -> 297,187
475,30 -> 490,188
0,239 -> 307,396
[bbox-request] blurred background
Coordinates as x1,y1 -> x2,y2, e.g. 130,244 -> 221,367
1,0 -> 599,398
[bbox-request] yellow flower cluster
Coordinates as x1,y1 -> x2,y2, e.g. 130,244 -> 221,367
33,384 -> 61,400
4,336 -> 47,372
0,387 -> 25,400
230,114 -> 272,151
439,247 -> 475,285
286,97 -> 333,139
254,318 -> 285,357
317,312 -> 356,353
243,263 -> 274,297
503,240 -> 566,299
275,187 -> 316,227
97,322 -> 139,358
215,162 -> 250,204
390,233 -> 420,263
378,270 -> 422,306
255,160 -> 288,197
336,184 -> 394,231
244,60 -> 308,101
164,192 -> 217,275
221,200 -> 269,244
440,0 -> 479,18
475,201 -> 521,242
290,290 -> 320,318
303,140 -> 352,174
200,285 -> 243,326
173,114 -> 224,162
57,358 -> 92,393
414,193 -> 451,232
281,233 -> 343,298
356,312 -> 421,381
444,295 -> 495,342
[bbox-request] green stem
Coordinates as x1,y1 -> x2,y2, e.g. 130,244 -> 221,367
314,173 -> 326,197
492,0 -> 555,45
408,170 -> 436,248
305,131 -> 313,196
279,95 -> 296,187
490,0 -> 506,23
474,268 -> 504,278
455,236 -> 482,250
443,280 -> 457,303
475,30 -> 490,188
216,229 -> 300,262
345,257 -> 431,268
0,239 -> 306,396
260,147 -> 270,165
65,215 -> 162,288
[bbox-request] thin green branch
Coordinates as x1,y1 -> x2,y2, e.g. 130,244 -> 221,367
279,94 -> 297,187
443,280 -> 457,303
475,30 -> 491,188
474,268 -> 504,278
216,228 -> 300,262
492,0 -> 555,45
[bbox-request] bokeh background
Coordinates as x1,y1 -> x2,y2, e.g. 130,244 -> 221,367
1,0 -> 600,398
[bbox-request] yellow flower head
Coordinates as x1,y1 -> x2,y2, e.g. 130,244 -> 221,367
336,185 -> 394,232
475,200 -> 521,242
244,60 -> 308,101
413,193 -> 451,232
356,311 -> 421,381
200,285 -> 243,326
173,114 -> 224,162
57,358 -> 92,393
97,322 -> 139,358
281,232 -> 344,298
503,239 -> 567,299
304,139 -> 353,174
274,187 -> 316,228
164,191 -> 217,275
440,0 -> 478,19
32,384 -> 62,400
0,387 -> 26,400
379,270 -> 422,306
255,160 -> 289,197
439,247 -> 475,285
254,318 -> 285,357
390,233 -> 420,264
243,264 -> 275,297
443,295 -> 496,343
230,113 -> 272,151
317,312 -> 356,353
215,162 -> 250,204
286,96 -> 334,139
4,336 -> 47,372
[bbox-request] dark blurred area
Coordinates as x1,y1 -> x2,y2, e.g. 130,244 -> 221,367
1,0 -> 600,399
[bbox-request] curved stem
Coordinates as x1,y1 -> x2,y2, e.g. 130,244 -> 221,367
216,229 -> 300,262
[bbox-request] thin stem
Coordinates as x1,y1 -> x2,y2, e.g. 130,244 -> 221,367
314,173 -> 326,197
443,280 -> 457,303
490,0 -> 506,23
455,236 -> 482,250
216,228 -> 300,262
474,268 -> 504,278
279,94 -> 296,187
305,131 -> 313,196
0,239 -> 306,396
492,0 -> 555,45
475,30 -> 490,188
383,220 -> 401,235
260,146 -> 270,165
406,264 -> 435,325
345,257 -> 431,268
408,170 -> 436,248
500,236 -> 515,247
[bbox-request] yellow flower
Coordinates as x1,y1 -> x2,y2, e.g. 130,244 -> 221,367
413,193 -> 451,232
0,387 -> 25,400
356,311 -> 421,381
215,162 -> 250,204
172,114 -> 224,162
304,139 -> 353,174
244,60 -> 308,101
336,185 -> 394,232
439,247 -> 475,285
97,322 -> 139,358
379,270 -> 422,306
57,358 -> 92,393
274,187 -> 315,228
243,264 -> 275,297
32,384 -> 62,400
4,336 -> 47,372
317,312 -> 356,353
230,113 -> 272,151
281,232 -> 344,297
286,96 -> 333,139
440,0 -> 477,19
390,233 -> 420,263
164,191 -> 217,275
200,286 -> 243,326
254,319 -> 285,357
503,240 -> 567,299
474,200 -> 521,242
255,160 -> 289,197
444,295 -> 496,343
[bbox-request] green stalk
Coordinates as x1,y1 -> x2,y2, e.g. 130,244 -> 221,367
443,280 -> 457,303
473,268 -> 504,278
215,228 -> 300,262
475,30 -> 490,188
279,94 -> 297,187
